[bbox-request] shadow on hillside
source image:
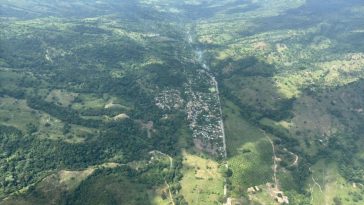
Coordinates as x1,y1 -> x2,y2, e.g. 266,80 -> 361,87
244,0 -> 364,38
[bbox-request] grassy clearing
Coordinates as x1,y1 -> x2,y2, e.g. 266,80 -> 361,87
0,96 -> 94,143
0,97 -> 39,131
37,113 -> 94,143
71,94 -> 108,110
307,160 -> 364,205
148,186 -> 171,205
45,89 -> 78,107
58,168 -> 95,191
180,150 -> 224,205
223,100 -> 266,156
259,118 -> 290,137
71,94 -> 131,120
58,163 -> 120,191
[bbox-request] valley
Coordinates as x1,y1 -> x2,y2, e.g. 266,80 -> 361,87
1,0 -> 364,205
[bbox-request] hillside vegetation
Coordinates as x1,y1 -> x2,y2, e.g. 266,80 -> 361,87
1,0 -> 364,205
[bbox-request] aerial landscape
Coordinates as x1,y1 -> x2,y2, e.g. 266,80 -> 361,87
1,0 -> 364,204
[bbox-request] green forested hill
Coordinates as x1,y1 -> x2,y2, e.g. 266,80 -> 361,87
1,0 -> 364,205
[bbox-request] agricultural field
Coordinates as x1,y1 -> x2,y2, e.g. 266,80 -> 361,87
180,151 -> 224,205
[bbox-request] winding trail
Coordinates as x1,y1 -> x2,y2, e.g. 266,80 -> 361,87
262,130 -> 278,187
165,181 -> 176,205
290,153 -> 299,167
149,150 -> 173,169
308,166 -> 325,205
309,167 -> 323,193
283,148 -> 299,167
149,150 -> 174,205
312,176 -> 323,193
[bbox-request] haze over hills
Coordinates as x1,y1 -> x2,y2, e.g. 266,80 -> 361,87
1,0 -> 364,204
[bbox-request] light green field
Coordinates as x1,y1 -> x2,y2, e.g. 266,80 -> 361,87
0,97 -> 38,130
71,94 -> 108,110
0,96 -> 94,143
228,140 -> 273,197
148,187 -> 171,205
223,100 -> 267,156
71,94 -> 130,114
307,160 -> 364,205
223,99 -> 274,199
45,89 -> 78,107
180,150 -> 224,205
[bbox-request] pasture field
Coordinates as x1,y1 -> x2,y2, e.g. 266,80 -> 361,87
180,150 -> 224,205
